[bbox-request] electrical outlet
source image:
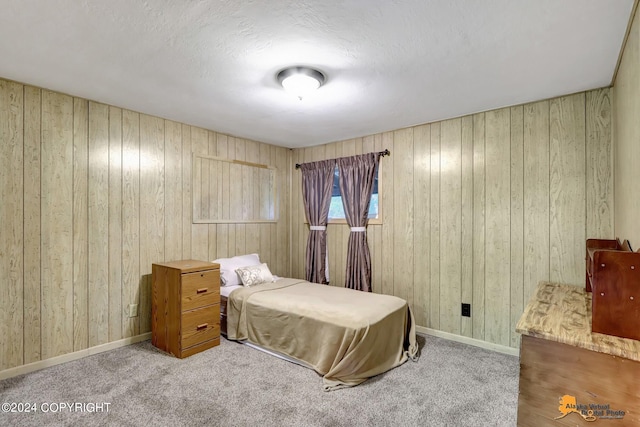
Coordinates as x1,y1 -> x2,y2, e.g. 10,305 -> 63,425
128,303 -> 139,318
461,303 -> 471,317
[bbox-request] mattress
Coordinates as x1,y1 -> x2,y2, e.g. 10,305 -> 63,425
220,284 -> 242,298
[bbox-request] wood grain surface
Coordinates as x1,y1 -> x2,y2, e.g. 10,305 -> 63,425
41,90 -> 74,360
549,94 -> 586,286
0,80 -> 24,370
88,101 -> 109,347
23,86 -> 41,364
518,334 -> 639,426
516,282 -> 640,361
0,76 -> 291,372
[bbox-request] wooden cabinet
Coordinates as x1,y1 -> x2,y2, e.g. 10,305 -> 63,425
516,282 -> 640,426
152,260 -> 220,358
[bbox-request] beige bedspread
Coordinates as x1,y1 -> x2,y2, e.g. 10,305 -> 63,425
226,278 -> 419,391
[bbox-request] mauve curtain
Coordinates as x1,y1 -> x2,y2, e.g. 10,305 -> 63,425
337,152 -> 380,292
300,159 -> 336,284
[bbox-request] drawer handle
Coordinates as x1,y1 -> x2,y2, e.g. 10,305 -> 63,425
196,288 -> 208,294
196,323 -> 208,330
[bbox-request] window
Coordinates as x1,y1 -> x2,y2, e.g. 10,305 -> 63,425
328,165 -> 379,221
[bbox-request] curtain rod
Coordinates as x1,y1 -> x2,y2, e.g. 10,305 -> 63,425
295,149 -> 390,169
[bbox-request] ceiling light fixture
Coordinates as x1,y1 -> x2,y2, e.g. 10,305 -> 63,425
277,66 -> 325,100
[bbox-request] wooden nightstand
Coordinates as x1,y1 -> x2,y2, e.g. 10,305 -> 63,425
151,260 -> 220,358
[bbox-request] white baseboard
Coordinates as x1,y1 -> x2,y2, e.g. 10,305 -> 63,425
0,332 -> 152,381
416,326 -> 520,357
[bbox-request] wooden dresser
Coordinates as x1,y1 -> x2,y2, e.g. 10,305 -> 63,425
516,282 -> 640,426
152,260 -> 220,358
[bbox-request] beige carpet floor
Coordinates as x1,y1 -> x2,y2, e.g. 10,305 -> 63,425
0,334 -> 519,426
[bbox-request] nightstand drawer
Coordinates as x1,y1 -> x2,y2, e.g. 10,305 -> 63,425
181,305 -> 220,349
182,270 -> 220,311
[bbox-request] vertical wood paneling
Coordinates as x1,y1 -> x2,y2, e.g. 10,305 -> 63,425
413,125 -> 430,326
272,148 -> 280,267
23,86 -> 41,364
275,146 -> 290,277
523,101 -> 550,307
190,127 -> 209,261
207,131 -> 217,262
429,123 -> 441,330
0,80 -> 24,370
199,133 -> 210,221
268,146 -> 278,270
215,133 -> 229,260
207,131 -> 218,224
484,108 -> 511,346
586,89 -> 613,239
1,71 -> 616,376
259,143 -> 272,268
72,98 -> 89,351
264,147 -> 274,269
439,118 -> 462,335
139,114 -> 164,333
88,102 -> 110,347
41,90 -> 74,359
234,138 -> 246,255
164,120 -> 182,262
393,129 -> 414,304
380,132 -> 394,297
245,140 -> 261,256
122,110 -> 140,338
472,113 -> 486,341
192,155 -> 202,224
460,116 -> 473,338
550,94 -> 586,285
108,106 -> 123,342
0,77 -> 293,373
181,124 -> 192,259
509,106 -> 524,348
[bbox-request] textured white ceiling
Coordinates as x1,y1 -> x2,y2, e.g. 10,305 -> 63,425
0,0 -> 634,148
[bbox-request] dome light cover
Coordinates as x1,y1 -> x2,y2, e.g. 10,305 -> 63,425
277,66 -> 325,100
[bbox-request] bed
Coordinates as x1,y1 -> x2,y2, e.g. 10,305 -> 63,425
215,255 -> 419,391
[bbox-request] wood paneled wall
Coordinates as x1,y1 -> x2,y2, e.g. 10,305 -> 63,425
0,78 -> 291,371
291,89 -> 613,349
0,75 -> 615,370
613,4 -> 640,247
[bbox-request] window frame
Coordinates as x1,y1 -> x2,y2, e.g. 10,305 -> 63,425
327,164 -> 382,225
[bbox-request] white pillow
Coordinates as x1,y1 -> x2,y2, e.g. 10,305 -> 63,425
235,263 -> 275,287
213,253 -> 260,287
